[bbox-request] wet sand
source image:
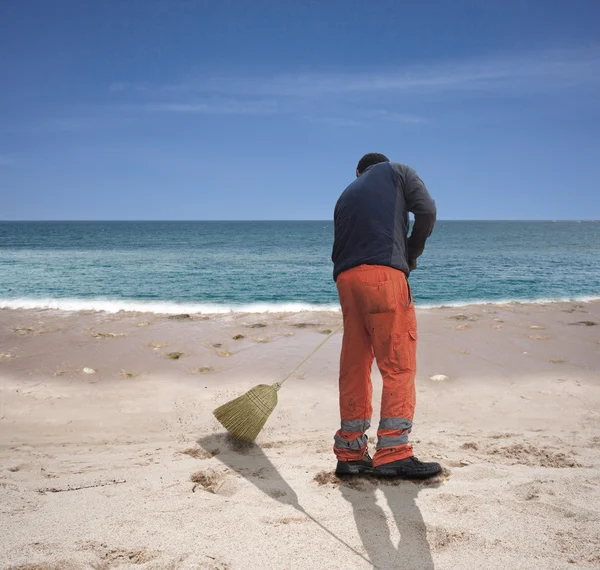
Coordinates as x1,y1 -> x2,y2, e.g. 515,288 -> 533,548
1,301 -> 599,569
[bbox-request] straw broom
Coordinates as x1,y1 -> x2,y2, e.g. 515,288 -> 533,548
213,325 -> 342,440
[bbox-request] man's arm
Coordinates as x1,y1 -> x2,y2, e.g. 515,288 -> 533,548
396,165 -> 437,268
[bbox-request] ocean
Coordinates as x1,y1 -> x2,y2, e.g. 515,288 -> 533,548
0,221 -> 599,313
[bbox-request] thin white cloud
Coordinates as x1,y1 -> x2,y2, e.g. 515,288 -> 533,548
364,110 -> 426,124
126,101 -> 427,124
16,46 -> 597,134
231,46 -> 600,96
133,99 -> 279,115
110,45 -> 600,99
309,116 -> 363,128
312,111 -> 426,127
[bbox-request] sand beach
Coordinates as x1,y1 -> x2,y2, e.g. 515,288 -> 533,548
1,300 -> 599,569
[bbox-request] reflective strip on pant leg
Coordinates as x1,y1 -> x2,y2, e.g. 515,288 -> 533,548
334,433 -> 368,450
341,419 -> 371,433
376,433 -> 409,449
378,417 -> 412,431
377,417 -> 412,449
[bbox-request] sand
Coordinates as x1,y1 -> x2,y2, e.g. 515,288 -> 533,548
1,301 -> 599,569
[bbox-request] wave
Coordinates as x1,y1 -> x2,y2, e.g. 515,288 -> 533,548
417,295 -> 600,309
0,295 -> 598,315
0,297 -> 341,314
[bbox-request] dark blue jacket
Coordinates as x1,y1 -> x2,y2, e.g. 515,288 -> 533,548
332,162 -> 436,281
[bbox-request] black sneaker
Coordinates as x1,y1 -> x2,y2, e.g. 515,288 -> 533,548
335,452 -> 374,476
374,456 -> 442,479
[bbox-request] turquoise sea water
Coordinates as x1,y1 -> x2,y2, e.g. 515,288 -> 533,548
0,221 -> 598,313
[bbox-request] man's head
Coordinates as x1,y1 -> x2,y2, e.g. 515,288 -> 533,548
356,153 -> 389,177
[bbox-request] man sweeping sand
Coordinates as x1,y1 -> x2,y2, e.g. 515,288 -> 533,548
332,153 -> 441,478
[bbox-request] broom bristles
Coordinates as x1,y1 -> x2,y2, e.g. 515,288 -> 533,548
213,383 -> 280,441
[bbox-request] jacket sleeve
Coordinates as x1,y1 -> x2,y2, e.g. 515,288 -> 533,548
331,200 -> 340,264
402,166 -> 437,262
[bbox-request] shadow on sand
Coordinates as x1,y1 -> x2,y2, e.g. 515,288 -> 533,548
199,434 -> 438,570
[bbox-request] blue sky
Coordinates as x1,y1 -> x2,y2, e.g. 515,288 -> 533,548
1,0 -> 599,220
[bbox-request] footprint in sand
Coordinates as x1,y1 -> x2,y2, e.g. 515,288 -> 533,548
190,469 -> 237,496
181,447 -> 220,459
485,442 -> 580,467
167,352 -> 184,360
190,470 -> 222,492
549,357 -> 567,364
247,323 -> 267,329
429,527 -> 472,551
76,542 -> 161,566
569,320 -> 597,327
529,334 -> 551,340
513,480 -> 549,502
232,334 -> 245,340
530,325 -> 546,330
149,341 -> 167,349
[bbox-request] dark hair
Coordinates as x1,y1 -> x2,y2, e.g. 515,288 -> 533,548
356,153 -> 389,174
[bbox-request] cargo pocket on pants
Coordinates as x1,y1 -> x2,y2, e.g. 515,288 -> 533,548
392,329 -> 418,372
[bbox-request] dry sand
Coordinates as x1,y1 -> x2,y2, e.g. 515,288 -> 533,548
1,301 -> 599,569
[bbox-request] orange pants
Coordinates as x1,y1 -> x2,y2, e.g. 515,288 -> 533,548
334,265 -> 417,467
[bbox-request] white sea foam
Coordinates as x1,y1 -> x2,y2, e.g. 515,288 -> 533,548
417,295 -> 600,310
0,295 -> 598,315
0,298 -> 341,315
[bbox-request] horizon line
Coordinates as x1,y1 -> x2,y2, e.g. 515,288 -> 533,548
1,219 -> 599,223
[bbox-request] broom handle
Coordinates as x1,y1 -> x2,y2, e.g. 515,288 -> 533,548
300,508 -> 372,566
278,323 -> 343,387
